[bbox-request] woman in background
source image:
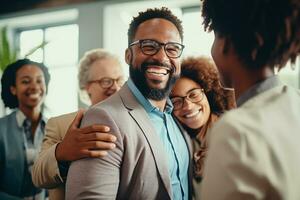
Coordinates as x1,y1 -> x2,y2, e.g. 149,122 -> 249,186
0,59 -> 50,200
170,56 -> 235,199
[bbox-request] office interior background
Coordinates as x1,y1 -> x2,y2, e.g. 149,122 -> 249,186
0,0 -> 299,118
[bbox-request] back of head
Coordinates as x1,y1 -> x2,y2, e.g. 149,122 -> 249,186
202,0 -> 300,70
78,48 -> 121,90
181,56 -> 235,113
1,59 -> 50,109
127,7 -> 184,45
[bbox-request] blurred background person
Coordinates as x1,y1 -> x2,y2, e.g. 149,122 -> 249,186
170,56 -> 235,199
0,59 -> 50,200
32,48 -> 124,200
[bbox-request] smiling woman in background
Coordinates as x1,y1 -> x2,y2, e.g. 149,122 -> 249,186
170,56 -> 235,199
0,59 -> 50,200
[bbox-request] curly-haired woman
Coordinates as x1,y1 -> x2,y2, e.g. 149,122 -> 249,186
0,59 -> 50,199
170,56 -> 235,199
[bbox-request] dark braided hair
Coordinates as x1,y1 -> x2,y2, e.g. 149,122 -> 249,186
128,7 -> 183,45
1,59 -> 50,109
201,0 -> 300,70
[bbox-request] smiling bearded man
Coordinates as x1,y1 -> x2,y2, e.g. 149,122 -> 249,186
66,7 -> 192,200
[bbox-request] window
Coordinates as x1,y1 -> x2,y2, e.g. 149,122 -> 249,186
277,59 -> 300,89
103,1 -> 299,90
19,24 -> 79,118
182,8 -> 300,89
103,1 -> 214,74
181,8 -> 214,58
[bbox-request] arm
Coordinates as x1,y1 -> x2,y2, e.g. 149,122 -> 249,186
31,113 -> 65,188
0,120 -> 22,200
66,108 -> 123,200
32,110 -> 117,188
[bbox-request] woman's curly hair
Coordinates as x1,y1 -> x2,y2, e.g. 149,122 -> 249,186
180,56 -> 235,114
1,59 -> 50,109
201,0 -> 300,70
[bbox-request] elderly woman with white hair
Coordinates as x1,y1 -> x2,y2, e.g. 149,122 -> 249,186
32,48 -> 125,200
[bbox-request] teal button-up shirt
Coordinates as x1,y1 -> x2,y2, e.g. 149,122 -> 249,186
127,79 -> 189,200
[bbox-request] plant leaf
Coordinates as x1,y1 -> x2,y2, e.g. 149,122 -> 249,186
24,41 -> 49,58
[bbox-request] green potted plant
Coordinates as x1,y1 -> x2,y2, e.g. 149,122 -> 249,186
0,26 -> 48,73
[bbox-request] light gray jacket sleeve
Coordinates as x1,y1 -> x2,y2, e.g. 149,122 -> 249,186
66,107 -> 123,200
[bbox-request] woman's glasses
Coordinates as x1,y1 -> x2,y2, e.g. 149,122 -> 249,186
170,88 -> 205,111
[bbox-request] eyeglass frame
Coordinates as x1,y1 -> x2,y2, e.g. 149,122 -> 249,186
170,88 -> 205,111
129,39 -> 185,58
88,77 -> 125,89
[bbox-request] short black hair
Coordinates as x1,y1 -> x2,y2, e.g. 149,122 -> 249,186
202,0 -> 300,70
128,7 -> 183,45
1,59 -> 51,109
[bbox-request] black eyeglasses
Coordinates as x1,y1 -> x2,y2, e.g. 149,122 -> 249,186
89,77 -> 125,89
129,39 -> 185,58
170,88 -> 205,111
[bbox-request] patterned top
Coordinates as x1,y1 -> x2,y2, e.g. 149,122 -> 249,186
16,109 -> 46,199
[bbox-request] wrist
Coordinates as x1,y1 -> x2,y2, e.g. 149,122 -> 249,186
55,142 -> 64,161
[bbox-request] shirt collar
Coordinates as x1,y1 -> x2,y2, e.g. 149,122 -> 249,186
127,78 -> 173,114
16,109 -> 47,128
237,75 -> 282,107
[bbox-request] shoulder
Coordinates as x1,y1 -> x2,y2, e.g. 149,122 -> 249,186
0,112 -> 18,141
48,111 -> 77,122
209,85 -> 300,154
85,90 -> 129,123
0,111 -> 15,121
0,112 -> 16,128
242,85 -> 300,109
47,112 -> 77,126
82,105 -> 121,131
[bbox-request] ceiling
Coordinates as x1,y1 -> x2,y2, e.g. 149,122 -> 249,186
0,0 -> 97,15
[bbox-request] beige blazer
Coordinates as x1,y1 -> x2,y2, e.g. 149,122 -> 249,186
201,85 -> 300,199
32,112 -> 77,200
66,84 -> 193,200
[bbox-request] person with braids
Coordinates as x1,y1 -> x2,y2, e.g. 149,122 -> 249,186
200,0 -> 300,199
0,59 -> 50,199
170,56 -> 235,200
66,7 -> 192,200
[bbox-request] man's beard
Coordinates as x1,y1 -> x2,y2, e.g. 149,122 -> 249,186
130,61 -> 179,101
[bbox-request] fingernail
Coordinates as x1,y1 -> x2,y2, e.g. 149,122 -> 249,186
111,136 -> 117,142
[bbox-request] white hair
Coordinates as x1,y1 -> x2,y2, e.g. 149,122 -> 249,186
78,48 -> 121,89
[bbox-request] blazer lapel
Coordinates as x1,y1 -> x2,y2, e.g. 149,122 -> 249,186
119,85 -> 172,198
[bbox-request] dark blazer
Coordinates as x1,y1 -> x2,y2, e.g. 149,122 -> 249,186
0,111 -> 26,200
66,84 -> 193,200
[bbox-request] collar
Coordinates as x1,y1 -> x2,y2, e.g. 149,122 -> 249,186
127,78 -> 173,114
16,109 -> 46,128
237,75 -> 282,107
